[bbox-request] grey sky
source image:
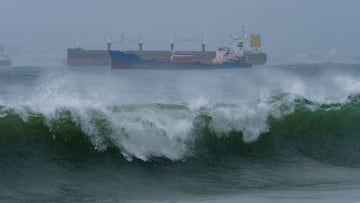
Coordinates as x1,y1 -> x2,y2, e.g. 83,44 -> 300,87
1,0 -> 359,62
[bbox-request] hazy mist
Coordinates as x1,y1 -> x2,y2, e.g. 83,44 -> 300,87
1,0 -> 359,64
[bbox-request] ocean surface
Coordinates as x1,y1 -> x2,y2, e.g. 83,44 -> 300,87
1,63 -> 360,202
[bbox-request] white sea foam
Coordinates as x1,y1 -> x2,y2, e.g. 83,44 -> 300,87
1,66 -> 360,160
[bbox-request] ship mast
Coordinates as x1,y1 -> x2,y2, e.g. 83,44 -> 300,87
107,36 -> 112,50
170,35 -> 175,52
201,34 -> 206,52
138,34 -> 143,52
120,33 -> 125,51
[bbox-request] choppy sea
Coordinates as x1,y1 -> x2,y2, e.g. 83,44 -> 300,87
1,63 -> 360,202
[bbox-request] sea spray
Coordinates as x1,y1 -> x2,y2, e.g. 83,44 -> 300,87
1,92 -> 360,162
1,64 -> 360,162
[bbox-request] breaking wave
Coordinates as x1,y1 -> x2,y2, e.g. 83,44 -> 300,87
1,94 -> 360,166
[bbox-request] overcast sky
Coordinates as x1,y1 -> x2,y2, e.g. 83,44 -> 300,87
1,0 -> 359,62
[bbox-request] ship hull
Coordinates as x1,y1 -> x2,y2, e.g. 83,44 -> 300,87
111,61 -> 252,70
109,51 -> 252,70
67,58 -> 110,67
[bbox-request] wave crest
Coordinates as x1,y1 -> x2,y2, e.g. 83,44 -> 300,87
1,94 -> 360,163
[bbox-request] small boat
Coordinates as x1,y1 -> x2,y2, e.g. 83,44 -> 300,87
0,46 -> 11,66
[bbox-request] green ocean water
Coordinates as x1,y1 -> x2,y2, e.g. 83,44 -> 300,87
1,64 -> 360,202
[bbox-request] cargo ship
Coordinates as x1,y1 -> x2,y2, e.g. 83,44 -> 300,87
67,33 -> 266,67
0,46 -> 11,66
109,40 -> 252,69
